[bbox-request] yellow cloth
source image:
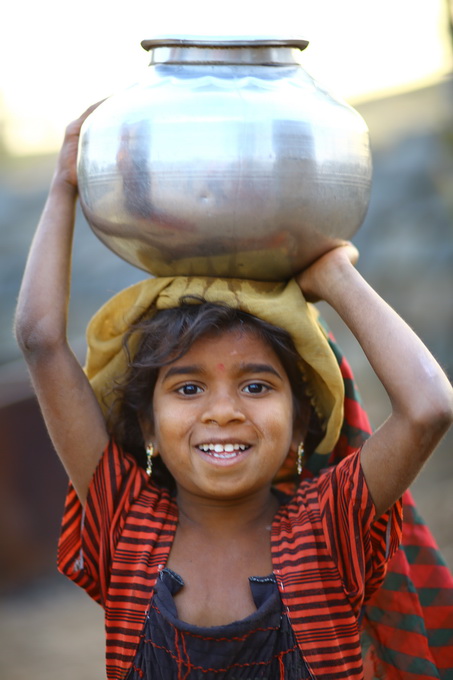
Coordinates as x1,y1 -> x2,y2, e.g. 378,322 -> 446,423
85,276 -> 345,455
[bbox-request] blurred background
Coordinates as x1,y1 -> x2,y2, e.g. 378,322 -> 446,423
1,0 -> 453,677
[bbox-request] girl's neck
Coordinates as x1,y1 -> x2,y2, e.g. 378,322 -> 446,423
175,486 -> 279,537
167,486 -> 279,626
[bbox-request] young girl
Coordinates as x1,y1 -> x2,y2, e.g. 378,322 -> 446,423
15,106 -> 453,680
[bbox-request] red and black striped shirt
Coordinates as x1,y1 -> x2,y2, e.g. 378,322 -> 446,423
58,441 -> 402,680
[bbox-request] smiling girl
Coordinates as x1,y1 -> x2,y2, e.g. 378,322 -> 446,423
15,107 -> 453,680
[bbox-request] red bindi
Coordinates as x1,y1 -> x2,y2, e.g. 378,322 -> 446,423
216,363 -> 225,372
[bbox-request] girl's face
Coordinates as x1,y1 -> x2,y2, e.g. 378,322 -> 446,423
144,328 -> 304,503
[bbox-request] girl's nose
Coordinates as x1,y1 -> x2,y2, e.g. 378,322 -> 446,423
201,390 -> 246,426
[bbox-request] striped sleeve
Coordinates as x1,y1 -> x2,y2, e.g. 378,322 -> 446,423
317,449 -> 403,608
57,440 -> 152,606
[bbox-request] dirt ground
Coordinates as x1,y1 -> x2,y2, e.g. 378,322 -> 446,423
0,576 -> 105,679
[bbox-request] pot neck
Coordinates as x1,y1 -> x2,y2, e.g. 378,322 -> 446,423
141,37 -> 309,66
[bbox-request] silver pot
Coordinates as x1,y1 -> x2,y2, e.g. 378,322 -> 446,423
77,36 -> 372,281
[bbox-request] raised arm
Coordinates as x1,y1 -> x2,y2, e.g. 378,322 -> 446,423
297,245 -> 453,517
15,105 -> 109,505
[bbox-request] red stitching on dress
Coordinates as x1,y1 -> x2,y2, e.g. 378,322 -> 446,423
179,632 -> 192,680
141,638 -> 182,663
174,626 -> 185,680
140,634 -> 300,674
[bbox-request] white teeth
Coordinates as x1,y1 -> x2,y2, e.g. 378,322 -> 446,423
198,443 -> 249,457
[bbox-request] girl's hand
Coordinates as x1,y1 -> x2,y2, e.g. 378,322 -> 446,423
295,242 -> 359,302
54,100 -> 105,190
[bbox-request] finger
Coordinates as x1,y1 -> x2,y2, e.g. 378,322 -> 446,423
78,98 -> 107,123
335,241 -> 359,266
63,99 -> 107,143
343,242 -> 360,265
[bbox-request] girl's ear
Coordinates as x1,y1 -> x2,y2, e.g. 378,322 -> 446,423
291,427 -> 304,455
138,413 -> 154,445
291,402 -> 311,452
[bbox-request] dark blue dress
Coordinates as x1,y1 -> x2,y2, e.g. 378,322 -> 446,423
126,568 -> 311,679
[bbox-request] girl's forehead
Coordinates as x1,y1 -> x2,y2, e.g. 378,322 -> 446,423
166,327 -> 285,371
187,328 -> 277,358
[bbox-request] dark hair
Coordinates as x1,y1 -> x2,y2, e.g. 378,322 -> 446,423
107,297 -> 323,487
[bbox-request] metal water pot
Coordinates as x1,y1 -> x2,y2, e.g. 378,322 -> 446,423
77,36 -> 372,280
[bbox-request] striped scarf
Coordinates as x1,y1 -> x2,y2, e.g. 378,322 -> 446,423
314,323 -> 453,679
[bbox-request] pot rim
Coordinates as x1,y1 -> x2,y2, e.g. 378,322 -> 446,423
141,36 -> 309,51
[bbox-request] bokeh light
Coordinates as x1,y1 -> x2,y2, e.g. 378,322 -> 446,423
1,0 -> 451,154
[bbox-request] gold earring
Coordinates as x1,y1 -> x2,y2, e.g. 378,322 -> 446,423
146,443 -> 154,477
297,442 -> 304,475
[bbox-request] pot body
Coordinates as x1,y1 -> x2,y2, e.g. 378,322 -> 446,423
78,37 -> 372,280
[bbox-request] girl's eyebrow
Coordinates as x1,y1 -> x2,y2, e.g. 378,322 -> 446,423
161,365 -> 203,381
161,362 -> 283,381
240,363 -> 283,379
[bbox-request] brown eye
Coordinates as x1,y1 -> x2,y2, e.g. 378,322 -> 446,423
177,384 -> 203,396
243,382 -> 268,394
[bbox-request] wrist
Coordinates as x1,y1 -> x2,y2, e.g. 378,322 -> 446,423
313,257 -> 365,311
50,171 -> 78,199
297,243 -> 361,303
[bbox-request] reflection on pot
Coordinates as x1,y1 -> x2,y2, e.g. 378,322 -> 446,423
77,36 -> 372,280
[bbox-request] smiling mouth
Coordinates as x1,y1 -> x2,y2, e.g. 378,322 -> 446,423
197,443 -> 251,459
